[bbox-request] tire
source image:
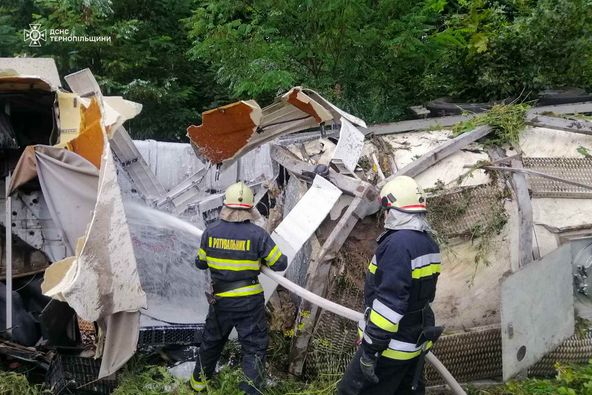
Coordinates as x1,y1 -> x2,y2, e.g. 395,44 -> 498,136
426,97 -> 495,117
537,88 -> 592,106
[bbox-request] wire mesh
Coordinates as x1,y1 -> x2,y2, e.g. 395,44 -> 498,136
523,157 -> 592,198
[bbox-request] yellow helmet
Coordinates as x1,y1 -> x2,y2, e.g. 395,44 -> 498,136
224,181 -> 254,209
379,176 -> 427,213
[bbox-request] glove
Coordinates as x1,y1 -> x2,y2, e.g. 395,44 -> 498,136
359,349 -> 379,384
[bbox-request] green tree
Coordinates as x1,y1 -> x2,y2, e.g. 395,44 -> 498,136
424,0 -> 592,100
185,0 -> 445,122
1,0 -> 229,141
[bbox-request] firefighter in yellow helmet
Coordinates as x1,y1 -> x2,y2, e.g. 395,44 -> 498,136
338,176 -> 442,395
191,181 -> 287,394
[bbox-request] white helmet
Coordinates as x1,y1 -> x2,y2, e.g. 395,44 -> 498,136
379,176 -> 427,213
224,181 -> 254,209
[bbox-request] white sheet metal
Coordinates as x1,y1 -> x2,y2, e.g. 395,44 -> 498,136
0,58 -> 61,88
64,68 -> 102,99
260,176 -> 342,301
302,88 -> 367,128
332,117 -> 365,173
501,244 -> 574,380
110,128 -> 166,201
133,140 -> 206,191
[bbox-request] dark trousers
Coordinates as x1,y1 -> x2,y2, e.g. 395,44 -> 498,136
192,302 -> 268,394
337,348 -> 425,395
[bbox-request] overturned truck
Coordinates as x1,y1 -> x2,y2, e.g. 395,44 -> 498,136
2,58 -> 592,393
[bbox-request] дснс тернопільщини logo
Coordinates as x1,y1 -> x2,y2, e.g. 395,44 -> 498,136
24,24 -> 46,47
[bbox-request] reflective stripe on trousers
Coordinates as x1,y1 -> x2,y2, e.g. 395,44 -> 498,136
190,373 -> 206,391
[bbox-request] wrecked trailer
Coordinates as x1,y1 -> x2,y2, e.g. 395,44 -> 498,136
0,60 -> 391,393
0,62 -> 462,393
3,57 -> 592,394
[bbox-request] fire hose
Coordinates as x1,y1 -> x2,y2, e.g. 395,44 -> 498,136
261,266 -> 467,395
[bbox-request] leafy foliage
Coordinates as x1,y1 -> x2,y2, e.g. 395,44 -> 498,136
0,0 -> 228,141
2,0 -> 592,138
186,0 -> 592,125
473,360 -> 592,395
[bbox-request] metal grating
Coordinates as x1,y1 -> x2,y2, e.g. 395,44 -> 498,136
138,324 -> 204,348
305,281 -> 363,379
46,354 -> 118,395
529,330 -> 592,377
523,157 -> 592,198
426,183 -> 507,239
307,315 -> 592,385
426,326 -> 502,386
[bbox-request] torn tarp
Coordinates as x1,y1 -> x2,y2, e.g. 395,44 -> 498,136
41,135 -> 146,321
35,146 -> 99,256
39,134 -> 145,379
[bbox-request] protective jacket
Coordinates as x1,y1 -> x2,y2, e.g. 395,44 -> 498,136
360,228 -> 440,360
195,219 -> 287,311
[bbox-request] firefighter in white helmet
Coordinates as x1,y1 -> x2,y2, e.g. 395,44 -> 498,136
338,176 -> 442,395
191,181 -> 287,394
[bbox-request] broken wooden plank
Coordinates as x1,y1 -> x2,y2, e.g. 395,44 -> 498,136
271,144 -> 379,202
367,101 -> 592,137
288,193 -> 368,376
379,125 -> 493,186
368,114 -> 474,136
509,159 -> 534,268
526,113 -> 592,136
530,101 -> 592,116
483,152 -> 534,269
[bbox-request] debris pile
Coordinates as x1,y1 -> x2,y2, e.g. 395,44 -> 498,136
2,58 -> 592,392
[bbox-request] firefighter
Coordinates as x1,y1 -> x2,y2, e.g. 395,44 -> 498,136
338,176 -> 441,395
191,181 -> 287,394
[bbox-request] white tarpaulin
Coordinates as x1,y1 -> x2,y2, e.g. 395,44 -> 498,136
35,146 -> 99,256
38,141 -> 144,378
47,140 -> 147,321
261,175 -> 342,301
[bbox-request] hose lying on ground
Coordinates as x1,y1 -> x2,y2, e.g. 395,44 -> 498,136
261,266 -> 467,395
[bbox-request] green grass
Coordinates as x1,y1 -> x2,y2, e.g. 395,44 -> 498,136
0,371 -> 50,395
4,359 -> 592,395
111,363 -> 338,395
468,360 -> 592,395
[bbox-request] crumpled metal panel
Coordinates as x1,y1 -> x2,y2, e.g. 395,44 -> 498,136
0,57 -> 61,89
501,244 -> 574,380
110,127 -> 166,201
260,175 -> 342,301
133,140 -> 205,192
331,117 -> 365,173
186,87 -> 355,165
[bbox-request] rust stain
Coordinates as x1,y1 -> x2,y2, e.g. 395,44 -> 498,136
287,88 -> 322,124
186,101 -> 257,164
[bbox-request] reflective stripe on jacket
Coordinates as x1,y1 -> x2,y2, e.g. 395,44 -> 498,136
362,229 -> 440,359
195,219 -> 288,300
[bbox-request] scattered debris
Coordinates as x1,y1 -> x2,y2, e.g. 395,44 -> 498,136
2,57 -> 592,393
